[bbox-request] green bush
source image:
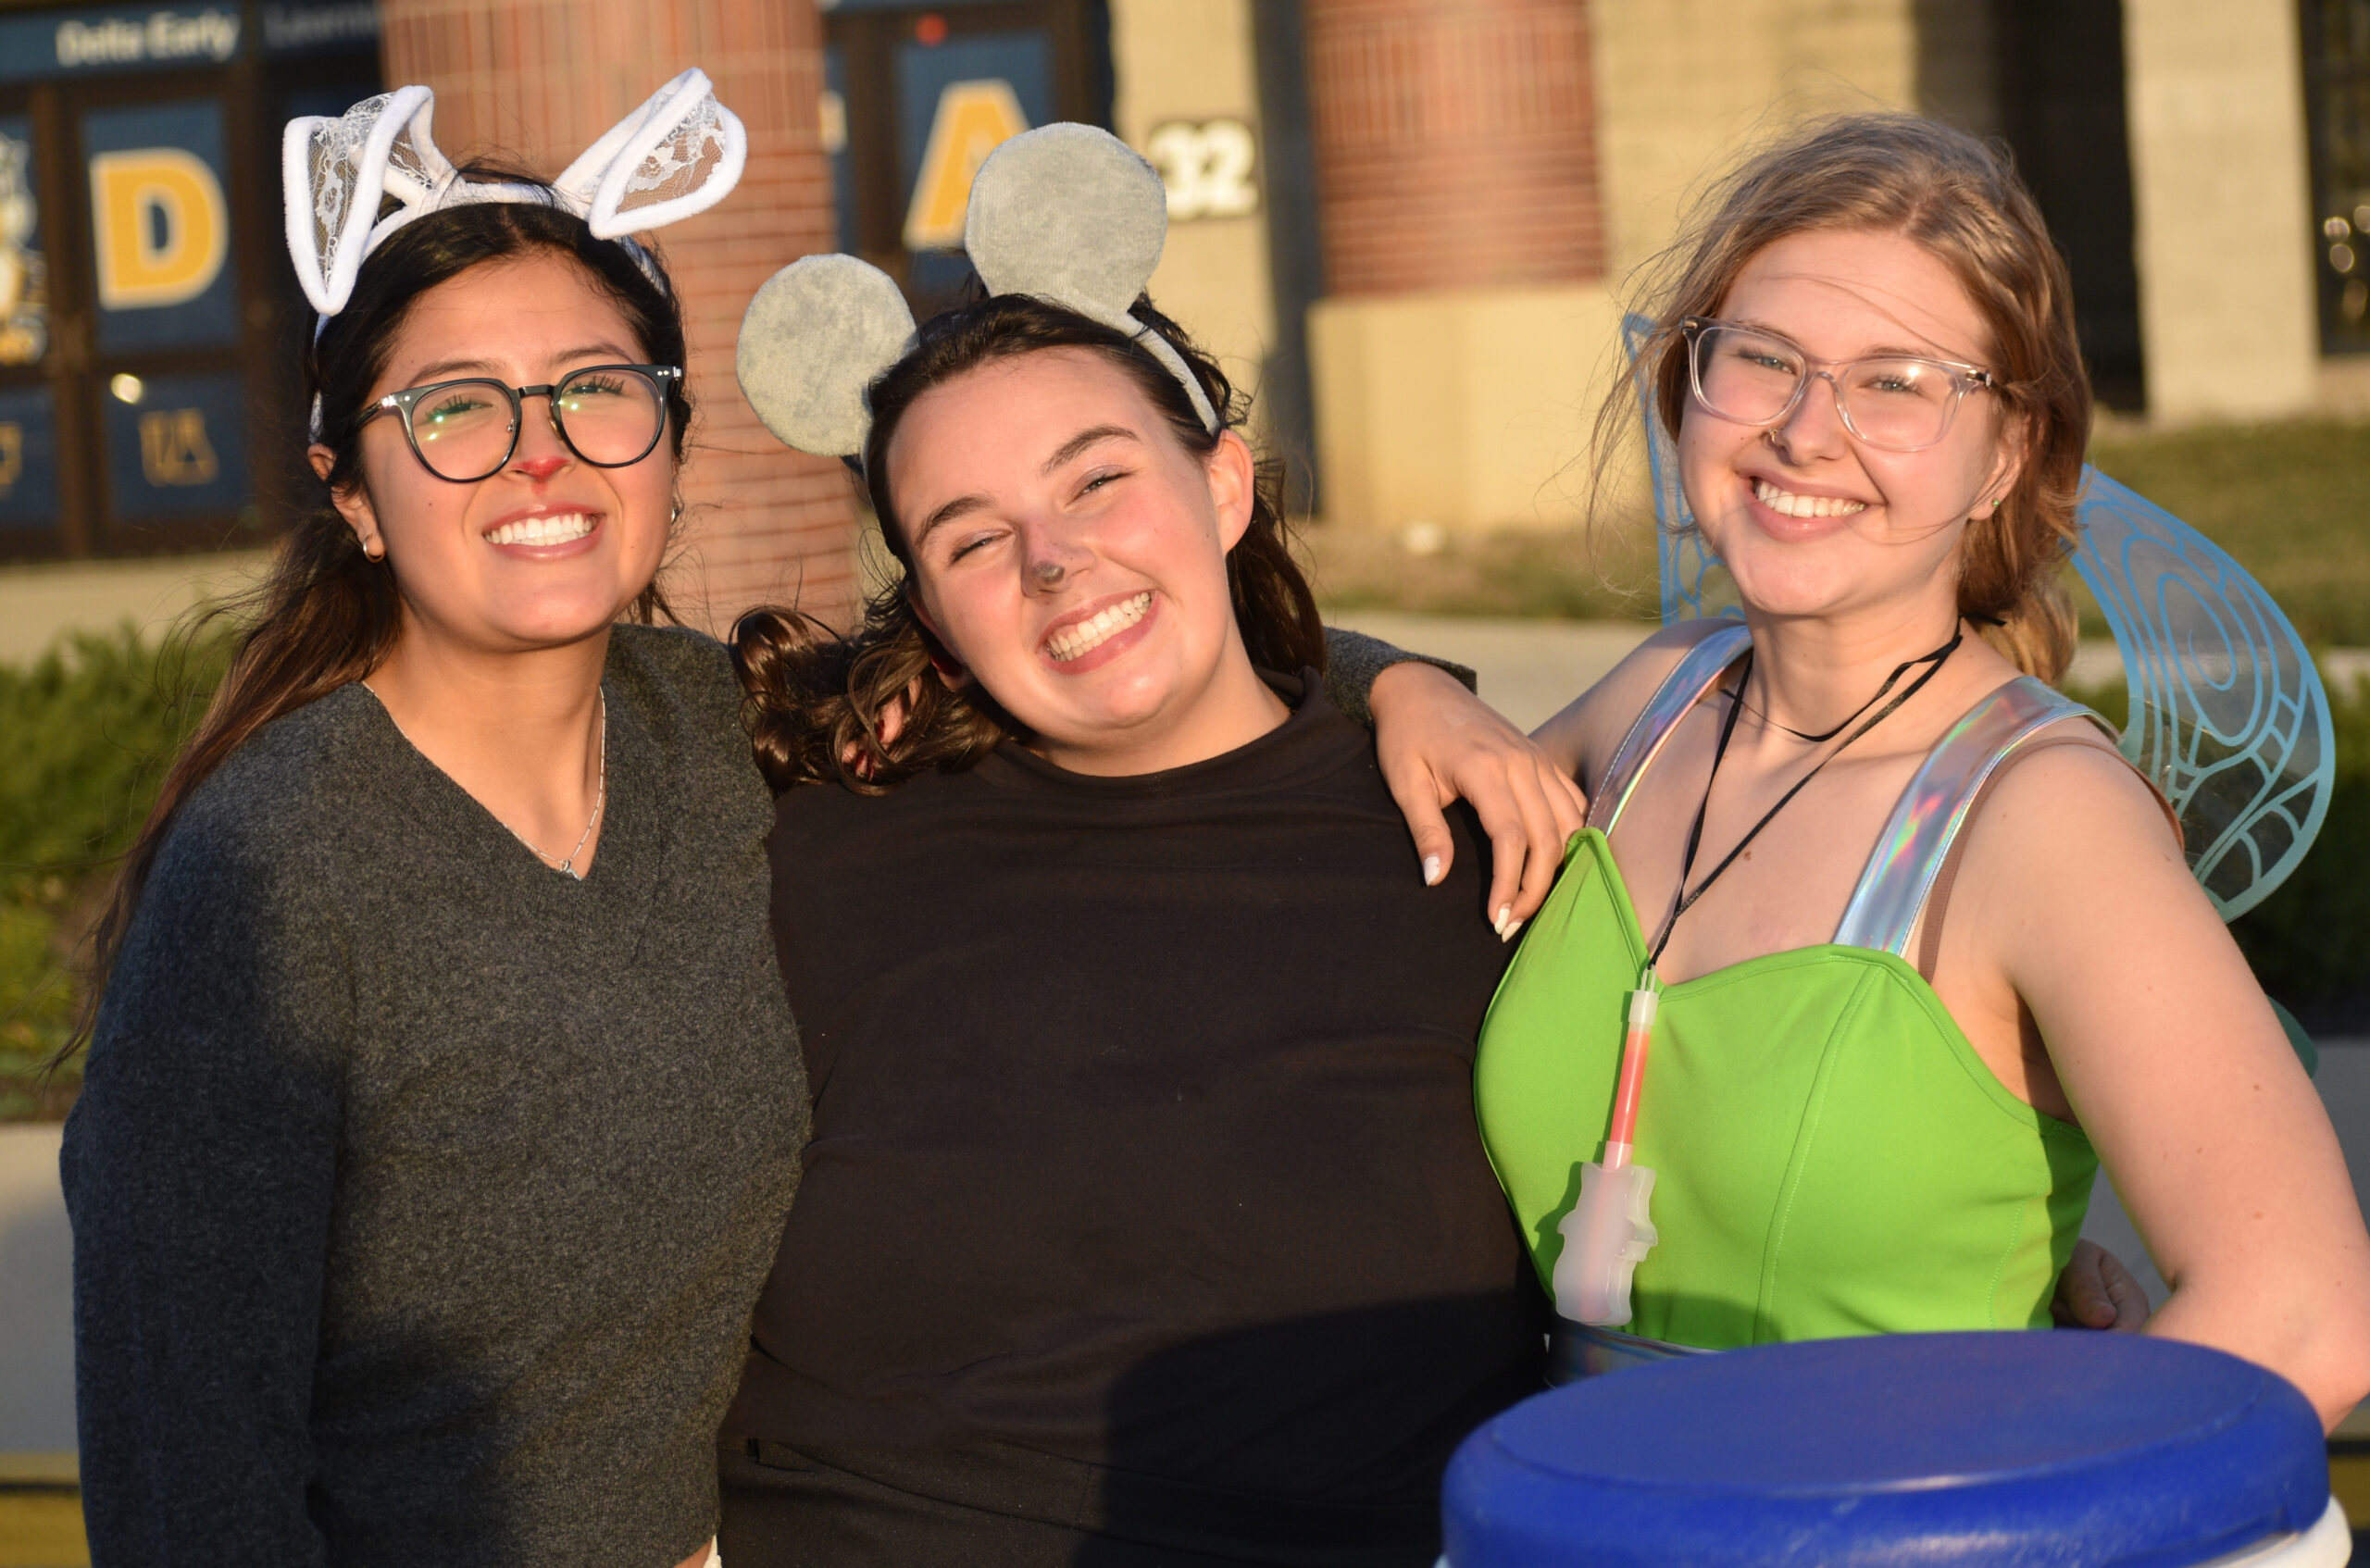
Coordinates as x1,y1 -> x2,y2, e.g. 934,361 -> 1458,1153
0,626 -> 229,1118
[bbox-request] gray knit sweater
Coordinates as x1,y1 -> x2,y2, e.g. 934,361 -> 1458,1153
61,625 -> 807,1568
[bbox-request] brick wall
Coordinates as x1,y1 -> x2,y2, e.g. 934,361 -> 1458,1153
378,0 -> 861,632
1303,0 -> 1603,298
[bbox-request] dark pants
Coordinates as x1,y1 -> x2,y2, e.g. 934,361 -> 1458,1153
716,1440 -> 1441,1568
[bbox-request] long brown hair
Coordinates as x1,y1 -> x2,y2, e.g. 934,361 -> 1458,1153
1606,112 -> 2088,680
736,291 -> 1324,793
70,187 -> 693,1052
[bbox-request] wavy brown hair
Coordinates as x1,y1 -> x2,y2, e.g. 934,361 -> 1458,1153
68,188 -> 692,1055
1605,112 -> 2088,679
736,291 -> 1324,793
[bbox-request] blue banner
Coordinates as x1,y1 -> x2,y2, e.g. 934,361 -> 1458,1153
85,98 -> 238,354
103,369 -> 247,520
0,5 -> 241,84
0,1 -> 377,81
0,384 -> 58,529
259,2 -> 378,56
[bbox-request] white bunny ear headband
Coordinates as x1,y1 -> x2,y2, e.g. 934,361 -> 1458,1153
283,68 -> 747,319
736,121 -> 1217,462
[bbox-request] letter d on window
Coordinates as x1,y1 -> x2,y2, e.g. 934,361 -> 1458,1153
89,149 -> 228,309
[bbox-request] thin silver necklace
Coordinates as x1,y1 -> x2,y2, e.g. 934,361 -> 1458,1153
366,683 -> 608,880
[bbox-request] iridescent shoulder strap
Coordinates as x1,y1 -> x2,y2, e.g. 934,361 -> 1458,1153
1590,618 -> 1753,835
1831,678 -> 2117,955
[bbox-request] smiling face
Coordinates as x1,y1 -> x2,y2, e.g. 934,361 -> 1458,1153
1678,227 -> 2025,628
323,250 -> 676,656
885,345 -> 1279,775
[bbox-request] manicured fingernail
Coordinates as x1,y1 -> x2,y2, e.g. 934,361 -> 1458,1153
1423,855 -> 1443,886
1492,903 -> 1513,936
1500,918 -> 1525,944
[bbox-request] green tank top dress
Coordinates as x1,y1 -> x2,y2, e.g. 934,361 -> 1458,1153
1476,620 -> 2129,1366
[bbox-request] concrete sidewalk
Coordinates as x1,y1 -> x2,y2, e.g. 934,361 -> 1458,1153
0,1124 -> 74,1464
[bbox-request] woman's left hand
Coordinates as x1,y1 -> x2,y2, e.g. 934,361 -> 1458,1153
2050,1238 -> 2152,1331
1368,661 -> 1589,935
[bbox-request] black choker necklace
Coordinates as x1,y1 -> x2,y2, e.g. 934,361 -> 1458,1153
1739,631 -> 1964,744
1646,625 -> 1965,968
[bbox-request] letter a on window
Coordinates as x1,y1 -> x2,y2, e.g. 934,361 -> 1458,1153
904,81 -> 1029,253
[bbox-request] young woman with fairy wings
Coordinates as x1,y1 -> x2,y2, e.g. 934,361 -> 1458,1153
57,122 -> 1581,1568
1478,114 -> 2370,1426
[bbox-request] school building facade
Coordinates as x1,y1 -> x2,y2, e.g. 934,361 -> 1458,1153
0,0 -> 2361,628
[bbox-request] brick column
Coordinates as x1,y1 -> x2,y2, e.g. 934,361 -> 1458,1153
379,0 -> 861,631
1303,0 -> 1603,297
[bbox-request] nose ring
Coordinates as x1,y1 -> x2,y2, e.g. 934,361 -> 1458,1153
1033,559 -> 1066,588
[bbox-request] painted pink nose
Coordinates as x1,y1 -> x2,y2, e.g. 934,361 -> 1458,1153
514,453 -> 568,481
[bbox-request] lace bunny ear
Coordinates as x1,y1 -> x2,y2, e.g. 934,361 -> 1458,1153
287,72 -> 748,324
738,254 -> 917,457
283,85 -> 448,317
964,123 -> 1217,431
555,68 -> 747,240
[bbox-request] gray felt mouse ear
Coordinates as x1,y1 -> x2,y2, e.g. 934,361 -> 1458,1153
963,122 -> 1218,432
737,253 -> 917,457
966,123 -> 1167,318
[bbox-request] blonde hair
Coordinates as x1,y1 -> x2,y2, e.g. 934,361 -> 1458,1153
1607,112 -> 2087,680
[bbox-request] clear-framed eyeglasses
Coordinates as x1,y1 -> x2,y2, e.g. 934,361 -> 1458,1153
1681,317 -> 1997,454
357,364 -> 683,483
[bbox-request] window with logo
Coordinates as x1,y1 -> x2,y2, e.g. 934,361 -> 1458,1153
0,1 -> 379,561
821,0 -> 1112,310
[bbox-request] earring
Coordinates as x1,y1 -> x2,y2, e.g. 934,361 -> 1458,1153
361,536 -> 384,561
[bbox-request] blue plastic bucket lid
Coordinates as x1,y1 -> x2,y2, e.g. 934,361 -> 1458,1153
1442,1331 -> 2327,1568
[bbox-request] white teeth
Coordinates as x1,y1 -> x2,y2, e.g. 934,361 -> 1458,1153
485,512 -> 595,547
1755,479 -> 1866,519
1045,591 -> 1153,662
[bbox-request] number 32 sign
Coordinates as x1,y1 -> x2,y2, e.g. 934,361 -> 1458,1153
1143,118 -> 1257,221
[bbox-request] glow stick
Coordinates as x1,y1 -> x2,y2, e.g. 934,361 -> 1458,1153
1603,972 -> 1660,1170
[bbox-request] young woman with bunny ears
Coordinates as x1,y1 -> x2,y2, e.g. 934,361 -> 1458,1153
59,86 -> 1579,1568
60,76 -> 795,1568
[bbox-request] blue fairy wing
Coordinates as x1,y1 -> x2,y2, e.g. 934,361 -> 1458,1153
1621,313 -> 1736,625
2071,467 -> 2335,921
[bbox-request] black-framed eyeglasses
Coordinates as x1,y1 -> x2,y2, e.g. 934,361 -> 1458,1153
1681,317 -> 1997,453
358,364 -> 682,483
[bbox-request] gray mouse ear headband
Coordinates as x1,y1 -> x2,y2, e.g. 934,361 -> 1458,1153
284,68 -> 747,320
736,121 -> 1218,463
